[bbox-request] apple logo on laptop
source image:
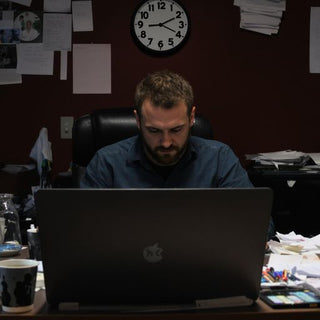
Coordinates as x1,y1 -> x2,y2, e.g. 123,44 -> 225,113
143,243 -> 163,263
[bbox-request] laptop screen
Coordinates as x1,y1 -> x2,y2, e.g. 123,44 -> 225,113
35,188 -> 272,310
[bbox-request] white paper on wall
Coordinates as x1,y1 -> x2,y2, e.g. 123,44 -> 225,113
72,44 -> 111,94
44,0 -> 71,13
72,1 -> 93,32
10,0 -> 32,7
16,43 -> 54,75
310,7 -> 320,73
42,13 -> 72,51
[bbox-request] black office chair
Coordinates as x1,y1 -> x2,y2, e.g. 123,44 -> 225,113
72,107 -> 214,187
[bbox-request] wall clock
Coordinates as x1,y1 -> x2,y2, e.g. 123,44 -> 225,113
131,0 -> 191,56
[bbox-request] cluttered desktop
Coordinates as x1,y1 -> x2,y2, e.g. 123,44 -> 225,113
1,187 -> 320,320
3,233 -> 320,319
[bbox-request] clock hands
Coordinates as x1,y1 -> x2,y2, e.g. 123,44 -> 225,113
161,17 -> 176,25
162,25 -> 176,32
149,17 -> 176,32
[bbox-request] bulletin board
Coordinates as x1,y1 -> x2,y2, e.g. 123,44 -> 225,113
1,0 -> 320,177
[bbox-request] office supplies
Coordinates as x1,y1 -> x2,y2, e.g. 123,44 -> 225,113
35,188 -> 272,311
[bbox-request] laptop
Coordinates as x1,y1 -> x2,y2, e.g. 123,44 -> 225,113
35,188 -> 272,312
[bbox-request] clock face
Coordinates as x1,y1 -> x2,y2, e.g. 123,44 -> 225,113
131,0 -> 190,56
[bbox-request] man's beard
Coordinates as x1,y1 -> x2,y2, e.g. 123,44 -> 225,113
141,132 -> 190,166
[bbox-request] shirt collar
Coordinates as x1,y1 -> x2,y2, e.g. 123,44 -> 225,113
126,135 -> 147,166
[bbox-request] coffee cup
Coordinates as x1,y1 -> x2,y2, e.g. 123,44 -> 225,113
0,259 -> 39,313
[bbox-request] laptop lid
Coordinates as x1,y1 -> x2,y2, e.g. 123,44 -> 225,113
35,188 -> 272,310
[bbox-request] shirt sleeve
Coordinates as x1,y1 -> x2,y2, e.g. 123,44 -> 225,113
80,151 -> 113,188
217,145 -> 253,188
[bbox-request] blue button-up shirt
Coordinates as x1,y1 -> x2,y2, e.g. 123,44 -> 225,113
80,135 -> 253,189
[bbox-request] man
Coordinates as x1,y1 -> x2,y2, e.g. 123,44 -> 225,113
20,20 -> 39,42
81,70 -> 275,239
81,70 -> 253,189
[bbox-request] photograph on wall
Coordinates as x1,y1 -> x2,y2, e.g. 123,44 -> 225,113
14,11 -> 42,43
0,28 -> 20,43
0,44 -> 17,68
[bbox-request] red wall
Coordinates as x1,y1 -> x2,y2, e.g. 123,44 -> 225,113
1,0 -> 320,178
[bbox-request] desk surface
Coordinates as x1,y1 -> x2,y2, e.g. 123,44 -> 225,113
247,165 -> 320,181
2,294 -> 320,320
2,251 -> 320,319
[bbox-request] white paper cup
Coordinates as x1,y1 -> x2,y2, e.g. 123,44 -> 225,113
0,259 -> 38,313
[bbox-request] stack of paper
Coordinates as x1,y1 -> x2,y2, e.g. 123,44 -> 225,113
267,232 -> 320,280
269,232 -> 320,255
234,0 -> 286,35
246,150 -> 310,170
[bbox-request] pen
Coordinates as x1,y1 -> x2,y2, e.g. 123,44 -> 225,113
282,269 -> 288,281
263,271 -> 275,283
267,271 -> 277,282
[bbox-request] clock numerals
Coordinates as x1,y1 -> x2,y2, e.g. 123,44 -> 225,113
143,37 -> 175,50
140,11 -> 149,19
176,11 -> 182,19
158,40 -> 164,49
178,21 -> 184,29
158,2 -> 166,10
148,2 -> 174,11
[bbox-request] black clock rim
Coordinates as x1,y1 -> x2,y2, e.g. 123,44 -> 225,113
130,0 -> 191,57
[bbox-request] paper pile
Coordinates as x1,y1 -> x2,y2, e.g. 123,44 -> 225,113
268,231 -> 320,276
234,0 -> 286,35
266,231 -> 320,292
269,231 -> 320,255
246,150 -> 311,170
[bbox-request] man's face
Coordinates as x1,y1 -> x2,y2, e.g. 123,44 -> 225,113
135,99 -> 195,166
26,21 -> 32,30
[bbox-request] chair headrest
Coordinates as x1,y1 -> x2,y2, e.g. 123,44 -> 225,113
73,107 -> 213,167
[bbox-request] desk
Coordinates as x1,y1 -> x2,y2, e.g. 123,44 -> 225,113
248,169 -> 320,236
0,169 -> 39,196
2,251 -> 320,319
2,294 -> 320,319
248,168 -> 320,182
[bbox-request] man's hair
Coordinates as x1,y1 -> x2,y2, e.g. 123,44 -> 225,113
134,70 -> 194,117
